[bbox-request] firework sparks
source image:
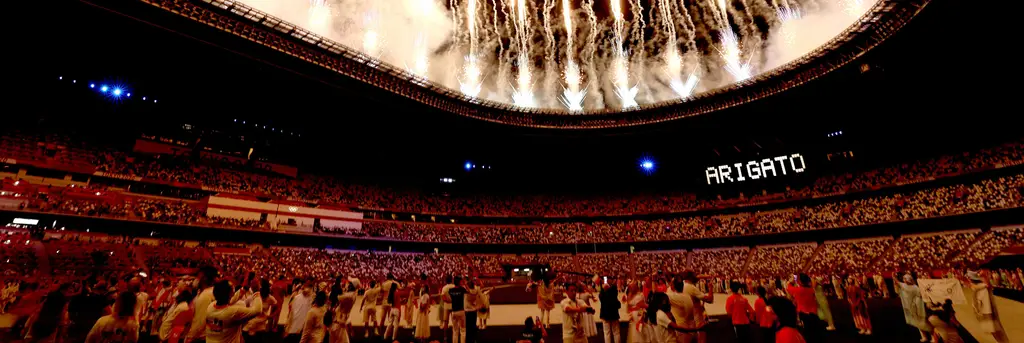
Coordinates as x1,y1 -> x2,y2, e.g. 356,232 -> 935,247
307,0 -> 331,35
718,30 -> 751,82
776,7 -> 801,47
460,56 -> 482,97
840,0 -> 866,18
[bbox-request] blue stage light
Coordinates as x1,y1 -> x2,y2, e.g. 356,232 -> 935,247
112,88 -> 122,96
639,157 -> 656,174
464,162 -> 472,170
89,83 -> 95,88
100,85 -> 109,93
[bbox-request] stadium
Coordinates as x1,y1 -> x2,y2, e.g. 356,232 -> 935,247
2,0 -> 1020,342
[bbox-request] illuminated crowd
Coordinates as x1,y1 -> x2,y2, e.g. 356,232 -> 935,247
3,133 -> 1021,217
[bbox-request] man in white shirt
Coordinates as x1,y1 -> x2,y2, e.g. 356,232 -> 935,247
285,282 -> 314,343
379,274 -> 397,328
186,267 -> 218,343
205,280 -> 264,343
284,282 -> 311,343
681,271 -> 712,343
968,272 -> 1008,343
667,278 -> 695,343
439,276 -> 455,332
360,281 -> 381,338
560,283 -> 591,343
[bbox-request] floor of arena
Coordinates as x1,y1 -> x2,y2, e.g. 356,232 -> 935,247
300,294 -> 999,343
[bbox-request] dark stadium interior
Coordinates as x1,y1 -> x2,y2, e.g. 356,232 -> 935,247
2,0 -> 1020,343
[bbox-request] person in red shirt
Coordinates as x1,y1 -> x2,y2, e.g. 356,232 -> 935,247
725,282 -> 754,343
767,297 -> 807,343
786,274 -> 823,343
753,286 -> 776,343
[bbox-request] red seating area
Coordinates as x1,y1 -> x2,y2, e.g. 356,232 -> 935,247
0,230 -> 37,281
44,234 -> 136,277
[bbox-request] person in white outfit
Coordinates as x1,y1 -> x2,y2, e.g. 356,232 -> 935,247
203,280 -> 264,343
299,292 -> 328,343
85,292 -> 140,343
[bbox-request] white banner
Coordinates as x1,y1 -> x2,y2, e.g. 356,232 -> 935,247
918,278 -> 966,305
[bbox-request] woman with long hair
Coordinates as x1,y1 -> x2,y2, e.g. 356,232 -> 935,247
158,289 -> 194,342
299,291 -> 328,343
329,283 -> 357,343
897,273 -> 933,343
624,281 -> 649,343
530,276 -> 556,329
647,292 -> 688,343
846,276 -> 872,335
24,285 -> 71,343
812,278 -> 836,331
414,284 -> 433,342
85,291 -> 140,343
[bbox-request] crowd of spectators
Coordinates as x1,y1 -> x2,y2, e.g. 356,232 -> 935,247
953,227 -> 1024,266
873,232 -> 981,273
8,171 -> 1023,245
745,244 -> 818,277
807,238 -> 893,275
0,230 -> 37,281
4,133 -> 1022,217
358,174 -> 1024,244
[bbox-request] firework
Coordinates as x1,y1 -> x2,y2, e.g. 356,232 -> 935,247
307,0 -> 331,36
718,30 -> 751,82
460,56 -> 482,97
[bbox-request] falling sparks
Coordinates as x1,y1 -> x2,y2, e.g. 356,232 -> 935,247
840,0 -> 867,18
510,0 -> 535,107
460,56 -> 482,97
307,0 -> 331,35
559,0 -> 585,110
241,0 -> 878,110
408,33 -> 430,77
613,53 -> 638,109
664,42 -> 700,98
560,61 -> 586,111
776,7 -> 801,47
718,30 -> 752,82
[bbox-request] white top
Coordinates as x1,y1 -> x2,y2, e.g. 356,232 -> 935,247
363,287 -> 381,308
287,292 -> 313,334
299,306 -> 327,343
85,315 -> 140,343
159,302 -> 190,340
440,284 -> 455,309
560,297 -> 584,339
974,286 -> 992,315
204,297 -> 264,343
465,286 -> 481,312
135,292 -> 149,319
666,290 -> 694,328
186,287 -> 214,341
652,310 -> 675,343
242,296 -> 278,333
